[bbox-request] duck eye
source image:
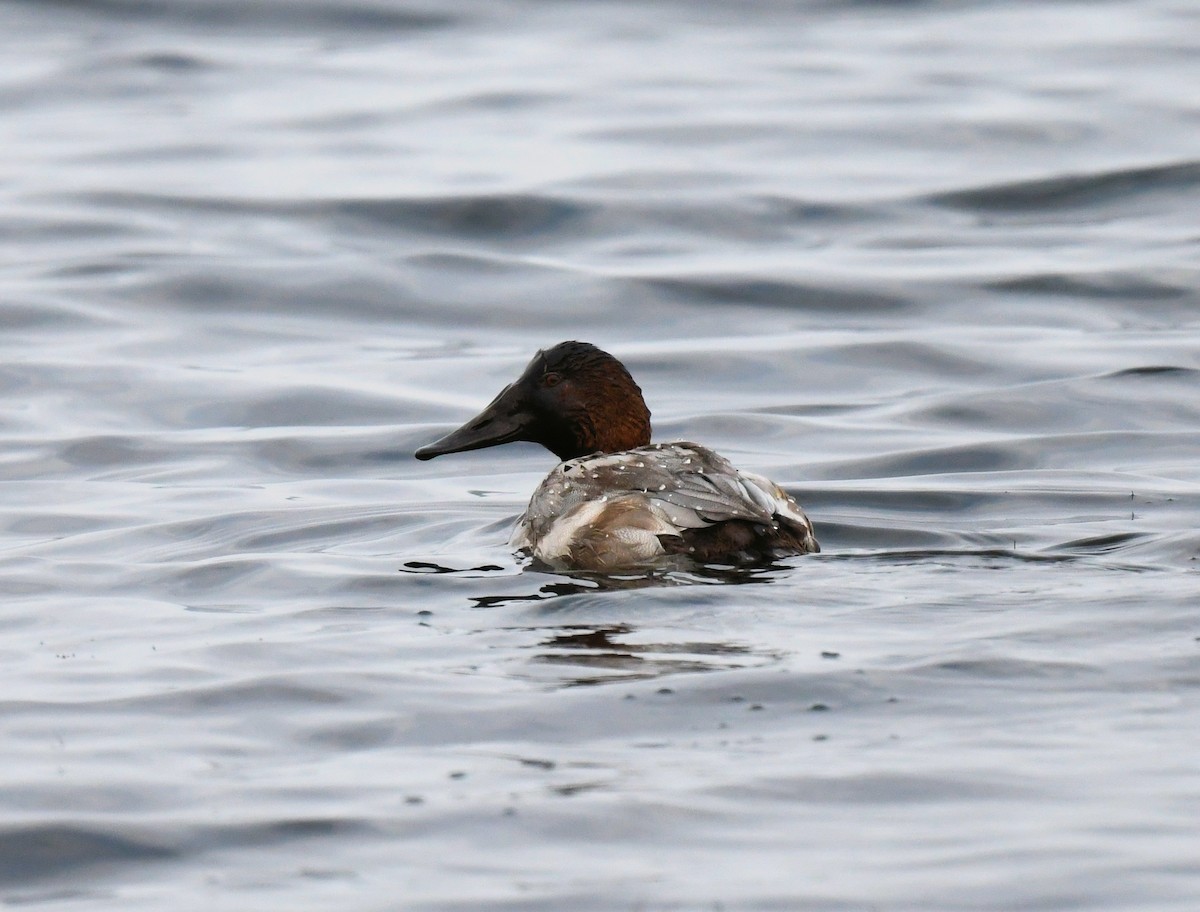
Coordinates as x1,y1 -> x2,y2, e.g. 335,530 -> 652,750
542,372 -> 562,388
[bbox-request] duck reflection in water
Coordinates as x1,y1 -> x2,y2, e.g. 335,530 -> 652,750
401,560 -> 785,686
531,624 -> 780,687
415,341 -> 819,571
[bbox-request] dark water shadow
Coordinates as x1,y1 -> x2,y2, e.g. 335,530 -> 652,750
821,547 -> 1072,565
822,541 -> 1165,572
925,159 -> 1200,213
522,623 -> 778,688
32,0 -> 458,34
400,560 -> 507,576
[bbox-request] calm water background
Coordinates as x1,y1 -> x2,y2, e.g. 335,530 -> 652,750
2,0 -> 1199,909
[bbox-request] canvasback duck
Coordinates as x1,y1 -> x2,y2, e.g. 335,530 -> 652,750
415,341 -> 819,570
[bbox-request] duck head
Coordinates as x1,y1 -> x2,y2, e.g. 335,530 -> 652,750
415,341 -> 652,462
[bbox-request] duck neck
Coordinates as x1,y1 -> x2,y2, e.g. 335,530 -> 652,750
559,400 -> 651,460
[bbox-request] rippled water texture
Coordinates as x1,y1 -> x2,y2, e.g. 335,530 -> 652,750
2,0 -> 1199,909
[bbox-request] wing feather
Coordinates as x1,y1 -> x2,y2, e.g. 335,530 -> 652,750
513,442 -> 816,560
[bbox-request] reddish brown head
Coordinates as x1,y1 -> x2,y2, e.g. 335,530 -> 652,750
415,341 -> 652,462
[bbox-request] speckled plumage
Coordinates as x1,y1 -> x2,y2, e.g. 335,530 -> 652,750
509,442 -> 819,569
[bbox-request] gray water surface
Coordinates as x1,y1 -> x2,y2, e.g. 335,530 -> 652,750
2,1 -> 1199,909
